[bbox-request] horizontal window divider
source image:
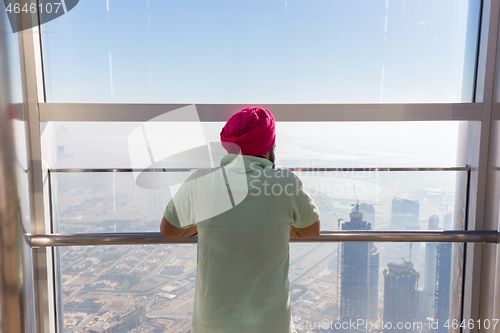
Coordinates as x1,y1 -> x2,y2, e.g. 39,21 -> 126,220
39,103 -> 483,122
29,230 -> 499,247
49,166 -> 470,173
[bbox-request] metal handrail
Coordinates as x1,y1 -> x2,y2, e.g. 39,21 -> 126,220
49,167 -> 470,173
40,166 -> 475,248
29,230 -> 499,247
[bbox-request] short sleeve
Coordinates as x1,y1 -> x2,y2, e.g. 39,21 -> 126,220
291,177 -> 320,228
164,198 -> 192,229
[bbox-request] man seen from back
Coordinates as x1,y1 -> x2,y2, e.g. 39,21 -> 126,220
160,107 -> 320,333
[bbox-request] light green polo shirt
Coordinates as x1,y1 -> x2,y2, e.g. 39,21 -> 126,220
164,154 -> 319,333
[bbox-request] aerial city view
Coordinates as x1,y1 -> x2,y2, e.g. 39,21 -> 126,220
53,161 -> 459,333
0,0 -> 482,332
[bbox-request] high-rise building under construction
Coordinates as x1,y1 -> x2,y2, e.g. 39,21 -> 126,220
383,261 -> 420,333
340,205 -> 380,320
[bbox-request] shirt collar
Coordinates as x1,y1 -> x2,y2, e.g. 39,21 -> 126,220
220,154 -> 273,172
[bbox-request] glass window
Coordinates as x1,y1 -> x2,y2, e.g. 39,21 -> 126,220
42,121 -> 462,169
49,119 -> 466,331
41,0 -> 480,103
57,242 -> 459,332
51,169 -> 464,234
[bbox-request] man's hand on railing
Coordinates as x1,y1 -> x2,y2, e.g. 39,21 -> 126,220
160,217 -> 198,239
290,219 -> 321,239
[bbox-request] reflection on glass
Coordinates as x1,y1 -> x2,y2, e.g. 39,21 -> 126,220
41,1 -> 479,103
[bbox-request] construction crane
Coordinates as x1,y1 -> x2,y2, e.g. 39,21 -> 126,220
108,302 -> 124,333
85,317 -> 98,333
333,213 -> 344,232
351,185 -> 360,212
397,242 -> 413,263
350,185 -> 364,218
440,204 -> 449,215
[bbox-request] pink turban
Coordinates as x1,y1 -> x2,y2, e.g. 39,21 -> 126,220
220,107 -> 276,156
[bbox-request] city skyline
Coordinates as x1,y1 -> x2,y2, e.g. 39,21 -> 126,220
55,176 -> 456,332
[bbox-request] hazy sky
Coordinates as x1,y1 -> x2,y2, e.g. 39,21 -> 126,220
41,0 -> 478,103
46,120 -> 460,169
39,1 -> 472,172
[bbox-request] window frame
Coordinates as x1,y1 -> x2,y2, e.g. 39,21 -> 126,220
18,0 -> 500,332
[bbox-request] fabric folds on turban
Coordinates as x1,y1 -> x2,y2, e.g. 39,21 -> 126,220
220,107 -> 276,157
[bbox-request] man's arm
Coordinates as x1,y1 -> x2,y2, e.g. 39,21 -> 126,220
290,219 -> 321,239
160,216 -> 198,239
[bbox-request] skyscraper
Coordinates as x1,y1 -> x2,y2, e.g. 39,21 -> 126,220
435,243 -> 452,332
368,246 -> 380,319
428,214 -> 439,230
340,204 -> 379,320
424,215 -> 439,320
354,203 -> 376,229
424,245 -> 437,320
391,198 -> 420,230
383,261 -> 420,333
